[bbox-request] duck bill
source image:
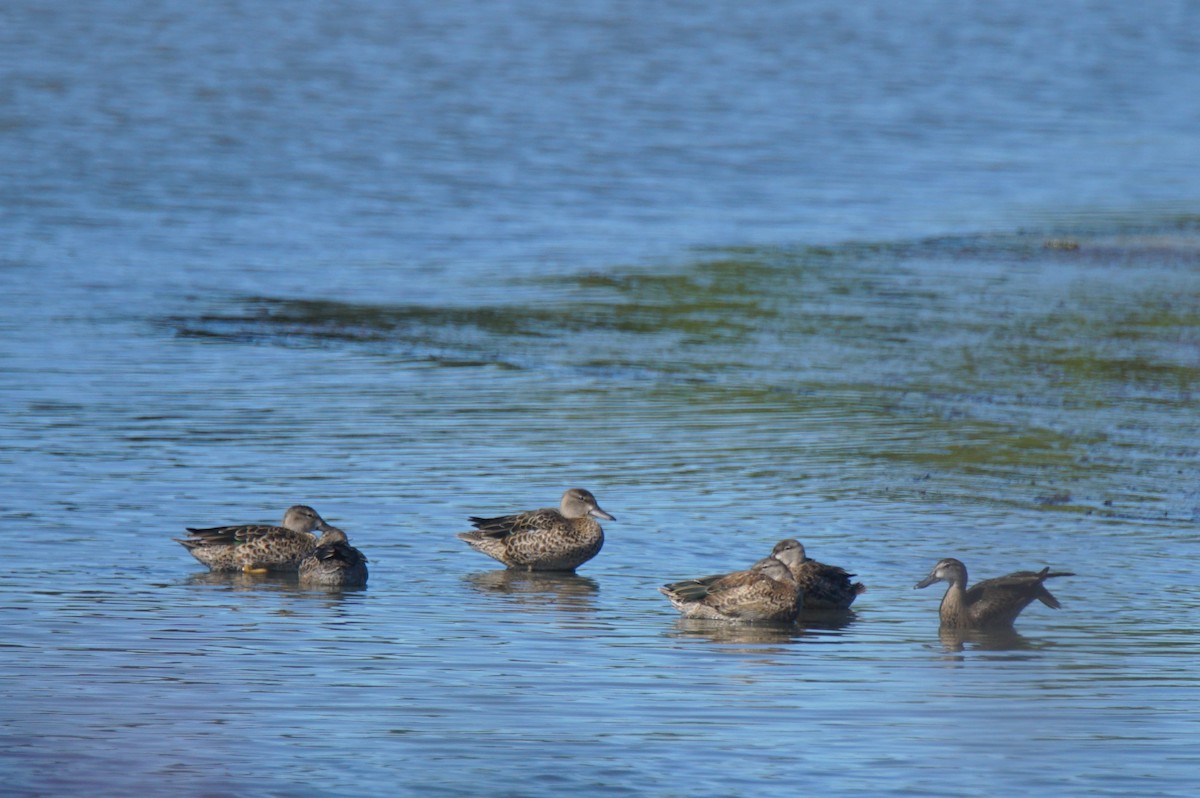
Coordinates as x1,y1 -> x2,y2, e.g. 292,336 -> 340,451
913,573 -> 940,590
590,507 -> 615,521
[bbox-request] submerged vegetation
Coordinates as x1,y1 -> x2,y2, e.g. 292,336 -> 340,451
173,226 -> 1200,521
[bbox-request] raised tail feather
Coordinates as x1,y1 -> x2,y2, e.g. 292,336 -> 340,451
1036,569 -> 1075,609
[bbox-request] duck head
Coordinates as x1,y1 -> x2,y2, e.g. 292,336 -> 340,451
561,488 -> 615,521
914,557 -> 968,590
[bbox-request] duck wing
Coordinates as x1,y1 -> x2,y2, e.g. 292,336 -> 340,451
467,508 -> 562,539
963,568 -> 1073,623
702,569 -> 799,621
660,567 -> 752,602
177,523 -> 289,548
312,540 -> 368,567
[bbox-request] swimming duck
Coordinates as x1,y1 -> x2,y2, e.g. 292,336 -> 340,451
914,557 -> 1074,628
298,525 -> 368,587
176,505 -> 330,573
659,540 -> 805,623
456,488 -> 615,572
769,539 -> 866,610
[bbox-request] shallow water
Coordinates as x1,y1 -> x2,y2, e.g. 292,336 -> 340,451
3,1 -> 1200,796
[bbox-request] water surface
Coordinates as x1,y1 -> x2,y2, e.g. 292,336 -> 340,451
2,1 -> 1199,796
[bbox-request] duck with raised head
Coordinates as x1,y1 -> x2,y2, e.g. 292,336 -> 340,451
769,539 -> 866,610
176,505 -> 330,573
456,488 -> 615,572
914,557 -> 1073,628
299,525 -> 368,587
659,540 -> 806,623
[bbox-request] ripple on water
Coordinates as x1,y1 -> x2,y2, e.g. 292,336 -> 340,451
5,224 -> 1200,797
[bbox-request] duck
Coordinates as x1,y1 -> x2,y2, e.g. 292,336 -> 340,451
456,488 -> 615,572
659,540 -> 805,623
768,539 -> 866,610
298,526 -> 368,587
914,557 -> 1074,628
176,505 -> 330,573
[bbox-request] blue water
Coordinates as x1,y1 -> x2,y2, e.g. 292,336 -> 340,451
2,1 -> 1200,796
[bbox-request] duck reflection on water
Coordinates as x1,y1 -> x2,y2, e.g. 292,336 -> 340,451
667,616 -> 805,647
666,610 -> 857,648
184,570 -> 302,590
935,625 -> 1046,653
464,568 -> 600,613
182,570 -> 368,607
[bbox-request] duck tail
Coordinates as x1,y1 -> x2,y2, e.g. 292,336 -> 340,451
1033,569 -> 1072,608
1036,587 -> 1063,609
456,530 -> 506,559
659,580 -> 711,602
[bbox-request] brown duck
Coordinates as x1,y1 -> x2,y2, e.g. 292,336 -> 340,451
914,557 -> 1074,628
769,539 -> 866,610
456,488 -> 615,572
176,504 -> 330,573
299,526 -> 369,587
659,540 -> 806,623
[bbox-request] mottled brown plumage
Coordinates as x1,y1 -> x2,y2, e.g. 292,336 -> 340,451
456,488 -> 615,572
298,526 -> 368,587
176,505 -> 329,573
770,539 -> 866,610
914,557 -> 1073,628
659,541 -> 806,623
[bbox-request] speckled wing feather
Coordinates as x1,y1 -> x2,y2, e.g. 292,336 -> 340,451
714,575 -> 798,622
236,529 -> 318,570
504,520 -> 602,570
699,568 -> 769,596
177,524 -> 317,572
467,508 -> 562,539
179,523 -> 291,548
660,567 -> 800,622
